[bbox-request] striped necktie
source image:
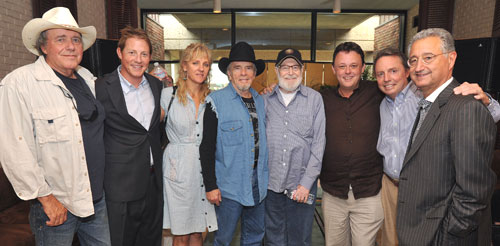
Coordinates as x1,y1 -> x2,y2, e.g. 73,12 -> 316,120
410,99 -> 432,145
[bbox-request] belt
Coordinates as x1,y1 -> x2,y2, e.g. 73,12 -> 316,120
385,174 -> 399,187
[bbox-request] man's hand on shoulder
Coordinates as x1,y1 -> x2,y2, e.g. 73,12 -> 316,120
453,82 -> 490,106
260,83 -> 277,95
206,189 -> 222,206
38,194 -> 68,226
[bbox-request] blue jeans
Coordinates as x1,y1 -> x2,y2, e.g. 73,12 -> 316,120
214,168 -> 265,246
29,196 -> 111,246
264,180 -> 317,246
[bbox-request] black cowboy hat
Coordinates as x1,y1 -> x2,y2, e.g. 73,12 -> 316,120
218,42 -> 265,76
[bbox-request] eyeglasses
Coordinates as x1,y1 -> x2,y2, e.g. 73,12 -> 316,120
58,86 -> 98,122
278,65 -> 301,72
407,52 -> 450,67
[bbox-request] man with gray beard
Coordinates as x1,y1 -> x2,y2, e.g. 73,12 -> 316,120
263,48 -> 326,246
200,41 -> 269,245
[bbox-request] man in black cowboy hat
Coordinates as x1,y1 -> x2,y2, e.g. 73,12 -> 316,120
200,41 -> 269,245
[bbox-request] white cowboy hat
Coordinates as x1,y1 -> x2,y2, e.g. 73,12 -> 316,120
22,7 -> 97,56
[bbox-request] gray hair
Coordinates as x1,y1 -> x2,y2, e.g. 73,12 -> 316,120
35,30 -> 48,56
407,28 -> 455,55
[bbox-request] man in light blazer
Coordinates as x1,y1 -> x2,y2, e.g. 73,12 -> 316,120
95,27 -> 163,246
396,28 -> 496,245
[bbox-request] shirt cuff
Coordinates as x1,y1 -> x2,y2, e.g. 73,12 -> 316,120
299,176 -> 316,191
486,93 -> 500,123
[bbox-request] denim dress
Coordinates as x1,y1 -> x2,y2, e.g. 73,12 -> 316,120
160,87 -> 217,234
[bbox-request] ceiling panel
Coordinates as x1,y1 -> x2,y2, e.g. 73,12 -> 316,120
138,0 -> 418,11
164,12 -> 376,30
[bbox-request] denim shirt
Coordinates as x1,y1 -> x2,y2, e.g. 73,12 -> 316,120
207,83 -> 269,206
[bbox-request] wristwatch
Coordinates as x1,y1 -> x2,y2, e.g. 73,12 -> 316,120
487,93 -> 493,106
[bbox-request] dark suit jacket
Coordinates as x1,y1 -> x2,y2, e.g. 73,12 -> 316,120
95,70 -> 163,202
397,80 -> 497,245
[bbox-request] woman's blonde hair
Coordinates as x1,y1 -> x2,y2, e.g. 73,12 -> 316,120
176,43 -> 212,105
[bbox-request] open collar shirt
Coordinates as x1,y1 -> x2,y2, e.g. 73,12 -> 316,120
377,81 -> 420,180
117,66 -> 154,131
264,85 -> 326,193
117,66 -> 155,165
320,80 -> 384,199
0,56 -> 96,217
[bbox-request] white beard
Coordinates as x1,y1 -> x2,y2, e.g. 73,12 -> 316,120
278,74 -> 302,92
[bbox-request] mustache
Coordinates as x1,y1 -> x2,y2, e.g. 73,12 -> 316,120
282,75 -> 298,79
414,69 -> 430,75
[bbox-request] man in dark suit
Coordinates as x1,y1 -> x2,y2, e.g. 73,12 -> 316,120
397,28 -> 497,245
95,27 -> 163,246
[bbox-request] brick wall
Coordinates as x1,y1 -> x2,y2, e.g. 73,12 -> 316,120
77,0 -> 107,39
374,17 -> 400,52
0,0 -> 108,80
0,0 -> 36,80
453,0 -> 496,39
146,17 -> 165,60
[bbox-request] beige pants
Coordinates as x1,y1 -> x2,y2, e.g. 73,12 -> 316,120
322,190 -> 383,246
380,174 -> 399,246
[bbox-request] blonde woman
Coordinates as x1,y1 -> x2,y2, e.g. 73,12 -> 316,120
161,43 -> 217,246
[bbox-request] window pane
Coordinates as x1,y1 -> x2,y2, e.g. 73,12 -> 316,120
159,13 -> 231,61
235,12 -> 312,61
151,13 -> 232,87
316,13 -> 380,63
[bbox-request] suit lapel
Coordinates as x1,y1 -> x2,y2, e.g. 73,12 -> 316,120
402,80 -> 459,166
403,100 -> 441,164
106,70 -> 145,130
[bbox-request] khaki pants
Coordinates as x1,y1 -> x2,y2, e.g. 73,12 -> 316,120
380,174 -> 399,246
322,190 -> 384,246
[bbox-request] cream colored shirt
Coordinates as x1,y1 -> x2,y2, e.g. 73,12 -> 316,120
0,56 -> 95,217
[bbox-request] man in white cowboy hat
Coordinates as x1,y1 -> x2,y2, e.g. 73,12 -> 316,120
200,41 -> 269,245
0,7 -> 110,246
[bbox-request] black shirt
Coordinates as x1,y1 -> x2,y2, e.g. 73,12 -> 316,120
200,102 -> 218,192
320,80 -> 384,200
242,97 -> 259,167
55,70 -> 106,202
